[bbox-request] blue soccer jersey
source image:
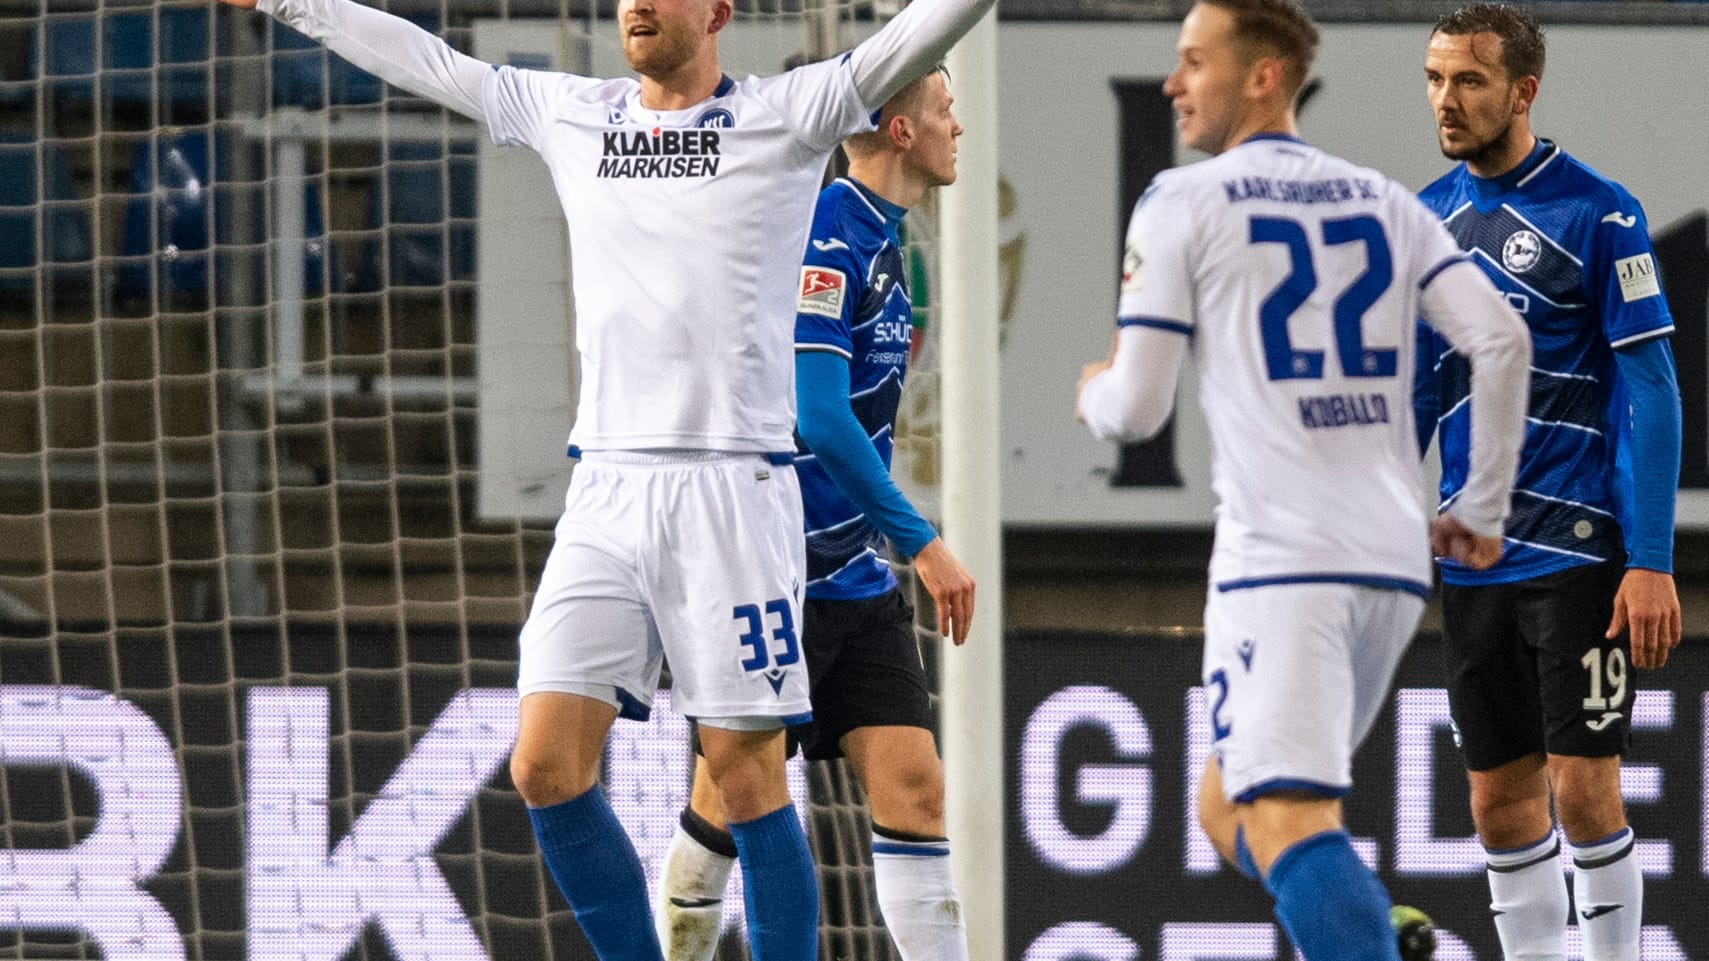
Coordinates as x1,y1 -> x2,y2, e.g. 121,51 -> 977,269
1417,140 -> 1675,585
793,178 -> 921,600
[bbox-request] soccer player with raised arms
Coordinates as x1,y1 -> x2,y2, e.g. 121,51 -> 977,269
1415,7 -> 1683,960
653,66 -> 975,961
1076,1 -> 1531,958
213,0 -> 994,957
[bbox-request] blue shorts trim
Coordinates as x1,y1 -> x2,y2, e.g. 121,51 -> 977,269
1215,573 -> 1431,600
782,711 -> 814,727
1234,778 -> 1351,804
615,687 -> 651,722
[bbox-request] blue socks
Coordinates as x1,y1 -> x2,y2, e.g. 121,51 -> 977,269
528,787 -> 664,961
729,805 -> 819,961
1264,830 -> 1401,961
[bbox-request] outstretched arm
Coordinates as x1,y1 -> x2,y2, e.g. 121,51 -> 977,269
846,0 -> 995,110
220,0 -> 490,121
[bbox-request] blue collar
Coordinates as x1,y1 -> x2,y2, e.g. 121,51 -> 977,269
1240,131 -> 1308,147
712,74 -> 735,97
847,177 -> 908,235
1468,138 -> 1554,198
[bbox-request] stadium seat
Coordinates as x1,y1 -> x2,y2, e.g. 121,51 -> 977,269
352,140 -> 476,290
39,10 -> 210,105
0,133 -> 93,300
117,131 -> 327,310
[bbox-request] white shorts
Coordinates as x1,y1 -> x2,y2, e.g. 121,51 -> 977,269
517,450 -> 811,725
1202,581 -> 1424,803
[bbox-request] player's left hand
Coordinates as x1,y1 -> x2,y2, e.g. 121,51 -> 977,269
1608,567 -> 1682,670
1075,331 -> 1120,423
913,537 -> 975,646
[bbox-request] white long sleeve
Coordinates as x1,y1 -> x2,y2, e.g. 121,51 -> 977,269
1078,324 -> 1188,444
846,0 -> 996,110
1419,259 -> 1532,537
258,0 -> 491,121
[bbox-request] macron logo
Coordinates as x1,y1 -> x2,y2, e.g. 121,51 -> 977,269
1601,212 -> 1637,228
812,237 -> 850,253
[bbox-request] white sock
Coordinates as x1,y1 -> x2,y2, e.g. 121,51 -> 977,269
872,826 -> 967,961
655,814 -> 737,961
1570,827 -> 1642,961
1485,831 -> 1569,961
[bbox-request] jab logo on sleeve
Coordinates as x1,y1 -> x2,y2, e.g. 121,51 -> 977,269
797,266 -> 848,319
1615,253 -> 1661,302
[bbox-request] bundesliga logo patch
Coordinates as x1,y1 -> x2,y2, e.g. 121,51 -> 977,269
1120,241 -> 1145,294
797,267 -> 847,319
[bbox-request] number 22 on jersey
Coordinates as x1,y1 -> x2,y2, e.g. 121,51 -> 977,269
1250,214 -> 1396,382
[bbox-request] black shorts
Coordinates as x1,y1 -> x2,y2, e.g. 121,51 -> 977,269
691,588 -> 934,762
793,588 -> 935,760
1441,559 -> 1630,771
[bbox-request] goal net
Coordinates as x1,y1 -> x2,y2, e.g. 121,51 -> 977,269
0,1 -> 941,960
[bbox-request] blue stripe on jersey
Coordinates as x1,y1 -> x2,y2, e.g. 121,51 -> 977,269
1502,488 -> 1615,560
1419,140 -> 1674,585
1447,205 -> 1588,307
1119,315 -> 1193,336
1214,573 -> 1431,599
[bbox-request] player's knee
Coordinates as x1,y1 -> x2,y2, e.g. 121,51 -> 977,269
509,749 -> 591,808
903,774 -> 945,827
1551,769 -> 1626,841
706,766 -> 791,823
860,762 -> 945,837
873,758 -> 944,813
1466,758 -> 1550,827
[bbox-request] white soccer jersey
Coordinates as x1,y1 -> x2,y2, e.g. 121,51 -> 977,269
482,67 -> 871,452
1116,135 -> 1520,594
261,0 -> 993,455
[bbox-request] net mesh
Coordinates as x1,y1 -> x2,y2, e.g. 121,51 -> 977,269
0,1 -> 939,959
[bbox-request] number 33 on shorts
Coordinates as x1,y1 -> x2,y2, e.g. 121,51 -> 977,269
734,599 -> 801,692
